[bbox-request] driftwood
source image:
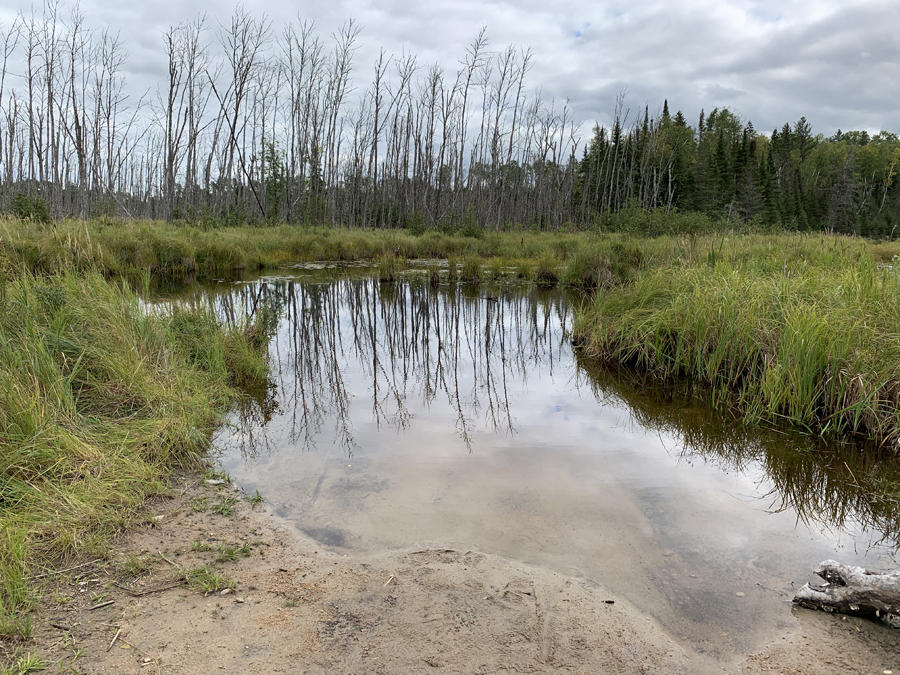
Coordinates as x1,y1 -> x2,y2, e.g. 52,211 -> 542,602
793,560 -> 900,628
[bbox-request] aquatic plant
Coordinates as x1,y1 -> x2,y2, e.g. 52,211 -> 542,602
376,253 -> 404,283
534,253 -> 560,287
460,256 -> 482,285
427,262 -> 442,287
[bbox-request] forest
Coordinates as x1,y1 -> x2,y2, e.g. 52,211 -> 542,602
0,4 -> 897,235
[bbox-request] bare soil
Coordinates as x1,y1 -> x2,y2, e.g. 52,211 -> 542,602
20,476 -> 900,675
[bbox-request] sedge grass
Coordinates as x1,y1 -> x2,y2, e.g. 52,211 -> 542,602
8,218 -> 892,292
574,250 -> 900,446
0,218 -> 654,285
375,253 -> 404,283
0,272 -> 269,638
534,253 -> 561,287
460,256 -> 482,285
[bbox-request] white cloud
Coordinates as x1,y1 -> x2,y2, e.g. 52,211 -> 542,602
7,0 -> 898,136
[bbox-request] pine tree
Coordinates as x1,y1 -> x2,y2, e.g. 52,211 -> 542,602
714,129 -> 732,207
758,145 -> 781,226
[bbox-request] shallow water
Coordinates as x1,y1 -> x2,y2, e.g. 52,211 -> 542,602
181,268 -> 900,661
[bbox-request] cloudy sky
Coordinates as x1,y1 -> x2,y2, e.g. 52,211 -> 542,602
4,0 -> 898,137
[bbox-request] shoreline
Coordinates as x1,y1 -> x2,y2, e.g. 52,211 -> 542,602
13,471 -> 899,675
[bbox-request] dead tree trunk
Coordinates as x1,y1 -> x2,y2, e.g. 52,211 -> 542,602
793,560 -> 900,628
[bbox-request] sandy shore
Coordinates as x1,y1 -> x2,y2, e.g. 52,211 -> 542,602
23,475 -> 900,675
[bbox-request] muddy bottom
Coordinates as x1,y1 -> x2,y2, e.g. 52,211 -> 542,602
28,477 -> 900,675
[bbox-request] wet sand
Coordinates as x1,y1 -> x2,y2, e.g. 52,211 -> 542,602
27,476 -> 900,675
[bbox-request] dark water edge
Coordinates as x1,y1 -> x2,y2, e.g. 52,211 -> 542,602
578,360 -> 900,550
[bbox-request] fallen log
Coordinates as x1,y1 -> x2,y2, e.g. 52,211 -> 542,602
793,560 -> 900,628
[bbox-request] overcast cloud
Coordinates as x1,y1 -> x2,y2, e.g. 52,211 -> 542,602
3,0 -> 897,137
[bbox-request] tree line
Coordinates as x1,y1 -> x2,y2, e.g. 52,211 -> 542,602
0,3 -> 898,235
577,102 -> 900,236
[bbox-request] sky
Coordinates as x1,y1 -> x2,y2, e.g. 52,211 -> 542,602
2,0 -> 898,138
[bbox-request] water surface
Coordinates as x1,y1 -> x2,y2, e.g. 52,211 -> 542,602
187,268 -> 900,661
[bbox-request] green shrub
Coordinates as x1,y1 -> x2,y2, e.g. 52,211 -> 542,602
10,192 -> 51,225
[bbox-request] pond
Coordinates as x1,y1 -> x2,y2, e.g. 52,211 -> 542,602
168,266 -> 900,661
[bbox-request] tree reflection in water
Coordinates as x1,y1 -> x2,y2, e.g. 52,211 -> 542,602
579,360 -> 900,552
168,272 -> 900,552
200,275 -> 571,457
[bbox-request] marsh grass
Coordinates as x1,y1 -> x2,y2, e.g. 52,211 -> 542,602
0,218 -> 660,286
534,253 -> 560,287
0,531 -> 30,639
514,260 -> 534,281
5,218 -> 900,289
446,256 -> 461,282
460,256 -> 482,285
376,253 -> 404,283
0,272 -> 268,637
574,242 -> 900,445
562,249 -> 608,290
427,262 -> 442,288
486,257 -> 505,281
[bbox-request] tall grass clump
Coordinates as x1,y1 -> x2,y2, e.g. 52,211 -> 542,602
460,256 -> 482,285
574,255 -> 900,446
427,262 -> 442,288
447,256 -> 461,282
534,253 -> 560,288
0,273 -> 270,635
486,257 -> 505,281
375,253 -> 405,283
562,248 -> 612,290
514,259 -> 534,281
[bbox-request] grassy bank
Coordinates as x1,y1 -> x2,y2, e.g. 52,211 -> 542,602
573,237 -> 900,446
0,271 -> 269,647
4,217 -> 900,286
0,218 -> 661,287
